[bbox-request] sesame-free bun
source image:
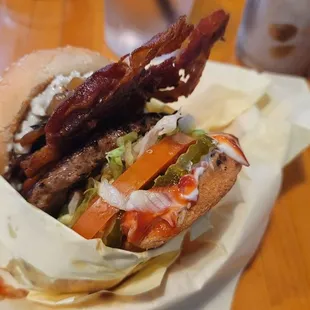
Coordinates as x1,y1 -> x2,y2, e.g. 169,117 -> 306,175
0,46 -> 110,173
128,152 -> 241,250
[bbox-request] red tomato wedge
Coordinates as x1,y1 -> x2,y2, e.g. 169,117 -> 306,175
72,133 -> 194,239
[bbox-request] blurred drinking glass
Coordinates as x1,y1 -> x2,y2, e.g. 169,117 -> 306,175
104,0 -> 194,57
236,0 -> 310,76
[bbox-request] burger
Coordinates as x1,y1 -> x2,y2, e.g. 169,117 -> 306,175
0,10 -> 249,251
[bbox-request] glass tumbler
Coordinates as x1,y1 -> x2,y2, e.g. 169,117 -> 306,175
104,0 -> 194,57
236,0 -> 310,76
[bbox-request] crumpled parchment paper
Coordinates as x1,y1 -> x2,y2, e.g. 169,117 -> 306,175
1,61 -> 309,309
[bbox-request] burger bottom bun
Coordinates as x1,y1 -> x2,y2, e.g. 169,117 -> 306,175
0,46 -> 111,173
136,152 -> 241,250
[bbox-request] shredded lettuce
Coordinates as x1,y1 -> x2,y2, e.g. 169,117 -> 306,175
124,141 -> 135,168
133,111 -> 204,158
106,131 -> 138,179
116,131 -> 138,147
98,179 -> 126,210
58,120 -> 209,228
134,111 -> 183,157
106,146 -> 125,160
58,178 -> 99,227
106,148 -> 124,180
178,114 -> 196,134
101,164 -> 114,183
69,185 -> 99,227
59,133 -> 139,227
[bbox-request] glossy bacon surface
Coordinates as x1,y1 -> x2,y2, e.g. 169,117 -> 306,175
20,10 -> 229,178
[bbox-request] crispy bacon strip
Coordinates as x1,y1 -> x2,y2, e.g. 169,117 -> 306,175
124,15 -> 193,70
145,9 -> 230,102
17,125 -> 45,147
20,10 -> 229,178
45,17 -> 193,147
20,145 -> 60,178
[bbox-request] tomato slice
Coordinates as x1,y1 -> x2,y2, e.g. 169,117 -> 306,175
72,133 -> 194,239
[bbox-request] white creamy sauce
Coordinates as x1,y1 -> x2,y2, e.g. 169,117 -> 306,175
180,160 -> 210,202
193,166 -> 205,181
182,187 -> 199,201
13,71 -> 92,155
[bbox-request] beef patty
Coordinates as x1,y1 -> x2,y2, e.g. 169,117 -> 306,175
25,114 -> 162,215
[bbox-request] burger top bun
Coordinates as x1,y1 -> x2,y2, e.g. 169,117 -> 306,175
0,46 -> 110,172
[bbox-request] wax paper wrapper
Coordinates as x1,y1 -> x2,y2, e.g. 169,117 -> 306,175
1,61 -> 310,310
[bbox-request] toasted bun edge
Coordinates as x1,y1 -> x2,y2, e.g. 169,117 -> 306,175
0,46 -> 111,173
137,153 -> 241,250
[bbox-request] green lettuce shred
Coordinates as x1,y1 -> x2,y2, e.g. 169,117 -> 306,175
124,141 -> 135,168
106,132 -> 138,179
116,132 -> 138,147
59,132 -> 139,227
100,164 -> 114,182
59,178 -> 99,227
106,150 -> 124,180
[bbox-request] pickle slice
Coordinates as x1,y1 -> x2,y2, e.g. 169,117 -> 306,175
153,135 -> 215,187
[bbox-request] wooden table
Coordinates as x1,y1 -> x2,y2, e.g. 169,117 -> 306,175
1,1 -> 310,309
